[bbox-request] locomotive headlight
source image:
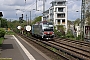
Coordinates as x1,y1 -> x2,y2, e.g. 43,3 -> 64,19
44,32 -> 47,34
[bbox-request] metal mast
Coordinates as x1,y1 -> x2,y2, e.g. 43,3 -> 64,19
38,0 -> 46,21
81,0 -> 85,40
43,0 -> 46,21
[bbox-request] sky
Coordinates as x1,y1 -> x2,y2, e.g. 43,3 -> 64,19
0,0 -> 81,21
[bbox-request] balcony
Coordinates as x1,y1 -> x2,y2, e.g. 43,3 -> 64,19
57,13 -> 65,18
62,19 -> 65,24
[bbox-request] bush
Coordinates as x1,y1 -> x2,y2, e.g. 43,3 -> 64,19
0,37 -> 4,46
0,28 -> 6,38
66,29 -> 74,38
76,35 -> 81,40
54,28 -> 65,38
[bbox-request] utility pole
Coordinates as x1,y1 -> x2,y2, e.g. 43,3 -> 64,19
81,0 -> 85,40
30,11 -> 31,25
25,0 -> 27,25
26,14 -> 27,25
25,0 -> 26,4
36,0 -> 37,10
43,0 -> 45,21
43,0 -> 45,13
39,0 -> 46,21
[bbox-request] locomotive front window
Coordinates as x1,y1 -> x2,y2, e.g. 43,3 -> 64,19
43,22 -> 54,31
43,24 -> 48,27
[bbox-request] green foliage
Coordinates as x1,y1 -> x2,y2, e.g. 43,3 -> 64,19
7,20 -> 26,29
66,29 -> 74,38
54,26 -> 65,38
32,16 -> 42,24
0,17 -> 8,28
56,25 -> 65,31
67,20 -> 73,28
74,18 -> 80,26
56,25 -> 65,37
86,10 -> 90,25
0,28 -> 6,38
0,58 -> 12,60
19,20 -> 24,23
10,20 -> 20,28
5,31 -> 15,35
0,37 -> 4,45
76,35 -> 81,40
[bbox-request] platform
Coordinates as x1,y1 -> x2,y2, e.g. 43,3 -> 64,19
0,35 -> 52,60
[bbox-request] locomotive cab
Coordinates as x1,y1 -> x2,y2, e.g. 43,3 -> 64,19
31,21 -> 54,40
42,22 -> 54,39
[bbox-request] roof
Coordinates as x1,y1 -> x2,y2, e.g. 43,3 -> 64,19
50,0 -> 66,4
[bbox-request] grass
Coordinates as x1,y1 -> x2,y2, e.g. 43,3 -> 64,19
0,37 -> 4,46
0,58 -> 12,60
5,30 -> 15,35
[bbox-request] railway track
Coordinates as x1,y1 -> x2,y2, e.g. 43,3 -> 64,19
16,33 -> 90,60
54,37 -> 90,48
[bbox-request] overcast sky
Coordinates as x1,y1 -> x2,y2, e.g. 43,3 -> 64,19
0,0 -> 81,21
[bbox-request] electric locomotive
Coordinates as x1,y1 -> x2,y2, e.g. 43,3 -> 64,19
31,21 -> 54,39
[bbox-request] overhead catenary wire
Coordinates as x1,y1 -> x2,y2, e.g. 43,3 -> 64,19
24,1 -> 36,12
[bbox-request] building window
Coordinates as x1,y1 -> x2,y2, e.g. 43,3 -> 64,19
50,9 -> 53,13
58,8 -> 63,12
57,2 -> 65,6
57,20 -> 60,24
57,13 -> 65,18
62,19 -> 65,24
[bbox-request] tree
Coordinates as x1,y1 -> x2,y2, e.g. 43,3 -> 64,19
56,25 -> 65,37
86,10 -> 90,25
85,0 -> 90,25
66,29 -> 74,38
0,28 -> 6,37
32,16 -> 42,24
0,17 -> 8,28
67,20 -> 73,29
74,18 -> 80,26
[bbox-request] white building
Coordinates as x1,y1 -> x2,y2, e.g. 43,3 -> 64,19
43,0 -> 67,33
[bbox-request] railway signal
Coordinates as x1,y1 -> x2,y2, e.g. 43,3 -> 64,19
0,12 -> 3,17
19,17 -> 23,23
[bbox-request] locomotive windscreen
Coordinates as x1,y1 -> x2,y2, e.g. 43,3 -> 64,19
43,22 -> 54,31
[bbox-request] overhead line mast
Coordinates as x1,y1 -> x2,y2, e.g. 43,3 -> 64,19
39,0 -> 46,21
81,0 -> 85,40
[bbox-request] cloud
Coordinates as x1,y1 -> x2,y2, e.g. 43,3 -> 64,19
0,0 -> 82,21
67,0 -> 81,20
4,0 -> 34,6
4,0 -> 16,6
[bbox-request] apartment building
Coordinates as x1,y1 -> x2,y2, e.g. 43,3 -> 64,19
43,0 -> 67,33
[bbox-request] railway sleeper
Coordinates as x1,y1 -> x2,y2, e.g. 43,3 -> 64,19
17,33 -> 89,60
43,41 -> 90,60
40,41 -> 76,60
55,39 -> 90,51
56,41 -> 90,54
57,38 -> 90,47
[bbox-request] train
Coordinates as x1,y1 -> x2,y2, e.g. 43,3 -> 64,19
31,21 -> 54,39
19,21 -> 54,40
